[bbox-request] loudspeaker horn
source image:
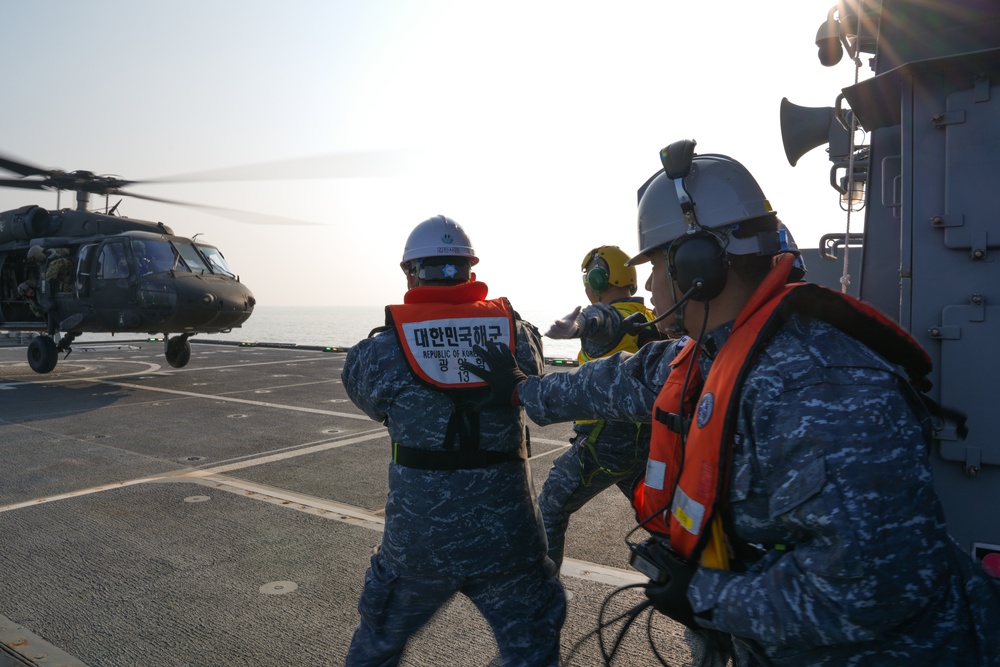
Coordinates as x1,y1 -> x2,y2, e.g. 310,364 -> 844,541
780,97 -> 836,167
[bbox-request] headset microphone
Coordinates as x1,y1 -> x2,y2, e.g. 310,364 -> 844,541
622,284 -> 701,335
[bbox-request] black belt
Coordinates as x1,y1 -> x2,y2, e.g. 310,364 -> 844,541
392,443 -> 526,470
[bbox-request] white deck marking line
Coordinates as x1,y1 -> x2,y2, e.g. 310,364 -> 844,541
186,433 -> 568,474
560,557 -> 646,586
529,440 -> 572,459
158,475 -> 387,532
183,431 -> 387,475
0,361 -> 163,386
0,475 -> 168,513
196,427 -> 387,469
2,354 -> 330,388
0,431 -> 387,514
156,356 -> 332,374
93,379 -> 372,419
530,437 -> 568,446
162,474 -> 644,586
0,428 -> 569,514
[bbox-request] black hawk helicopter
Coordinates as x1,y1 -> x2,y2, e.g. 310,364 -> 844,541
0,152 -> 258,373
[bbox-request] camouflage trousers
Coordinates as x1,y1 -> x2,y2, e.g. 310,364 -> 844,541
345,550 -> 566,667
537,424 -> 647,569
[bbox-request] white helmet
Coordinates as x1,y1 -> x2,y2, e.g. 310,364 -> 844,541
400,215 -> 478,267
630,142 -> 777,264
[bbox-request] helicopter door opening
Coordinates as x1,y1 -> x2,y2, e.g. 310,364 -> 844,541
94,240 -> 137,330
0,251 -> 44,325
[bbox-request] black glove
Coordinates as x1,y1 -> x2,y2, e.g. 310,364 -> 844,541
639,542 -> 699,630
578,304 -> 653,358
460,341 -> 527,407
621,311 -> 653,337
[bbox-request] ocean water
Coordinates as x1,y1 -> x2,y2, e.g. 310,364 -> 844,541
195,305 -> 583,359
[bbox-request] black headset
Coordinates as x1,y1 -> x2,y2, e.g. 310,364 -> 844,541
667,231 -> 729,302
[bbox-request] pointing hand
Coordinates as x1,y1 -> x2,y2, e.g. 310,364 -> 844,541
544,306 -> 583,339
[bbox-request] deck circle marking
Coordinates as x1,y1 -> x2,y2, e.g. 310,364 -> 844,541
260,581 -> 298,595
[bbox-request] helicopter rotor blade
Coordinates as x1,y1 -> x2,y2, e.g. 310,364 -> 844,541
0,148 -> 401,225
109,189 -> 323,226
0,178 -> 49,190
126,149 -> 415,184
0,152 -> 52,178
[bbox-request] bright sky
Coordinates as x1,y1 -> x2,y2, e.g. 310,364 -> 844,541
0,0 -> 868,312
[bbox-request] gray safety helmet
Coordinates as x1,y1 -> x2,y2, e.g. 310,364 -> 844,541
27,245 -> 46,263
629,153 -> 777,265
400,215 -> 479,267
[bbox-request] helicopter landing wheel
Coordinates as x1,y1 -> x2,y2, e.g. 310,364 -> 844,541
27,336 -> 58,373
165,336 -> 192,368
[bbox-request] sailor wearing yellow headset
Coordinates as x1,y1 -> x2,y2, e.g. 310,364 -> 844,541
539,245 -> 658,570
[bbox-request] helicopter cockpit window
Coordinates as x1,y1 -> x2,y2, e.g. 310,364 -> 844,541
134,239 -> 186,275
174,244 -> 210,274
196,245 -> 235,277
98,242 -> 130,279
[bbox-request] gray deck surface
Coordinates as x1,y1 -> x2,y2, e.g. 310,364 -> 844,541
0,339 -> 723,666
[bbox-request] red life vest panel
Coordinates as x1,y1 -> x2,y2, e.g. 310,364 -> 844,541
633,253 -> 935,563
386,281 -> 517,391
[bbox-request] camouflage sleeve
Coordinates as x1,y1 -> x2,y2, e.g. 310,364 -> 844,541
340,334 -> 393,424
578,303 -> 625,359
513,316 -> 544,378
690,324 -> 957,650
518,338 -> 681,425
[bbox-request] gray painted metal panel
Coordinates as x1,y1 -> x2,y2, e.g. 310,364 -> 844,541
900,55 -> 1000,555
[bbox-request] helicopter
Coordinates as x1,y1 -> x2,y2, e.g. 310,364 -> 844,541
0,153 -> 257,373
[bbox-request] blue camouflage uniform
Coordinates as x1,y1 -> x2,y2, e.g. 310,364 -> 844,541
537,298 -> 654,569
518,313 -> 1000,666
341,288 -> 566,667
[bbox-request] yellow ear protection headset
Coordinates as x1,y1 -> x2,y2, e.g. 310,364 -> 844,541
581,246 -> 638,295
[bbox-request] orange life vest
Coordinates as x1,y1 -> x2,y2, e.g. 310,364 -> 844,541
386,280 -> 517,391
632,254 -> 934,565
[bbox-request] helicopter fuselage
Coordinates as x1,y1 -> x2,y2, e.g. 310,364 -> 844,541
0,206 -> 255,341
